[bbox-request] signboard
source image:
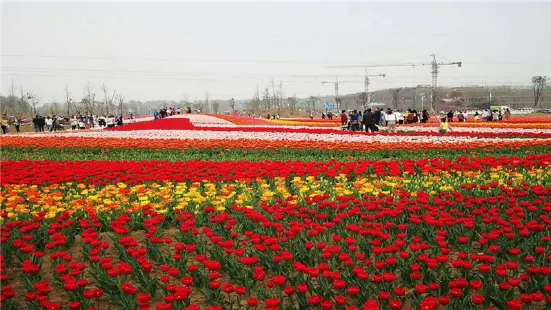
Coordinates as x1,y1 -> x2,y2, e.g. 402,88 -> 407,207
326,103 -> 335,108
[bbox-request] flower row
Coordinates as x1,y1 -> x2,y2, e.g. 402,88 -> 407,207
2,153 -> 550,185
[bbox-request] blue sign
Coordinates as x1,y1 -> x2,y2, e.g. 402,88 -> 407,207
326,103 -> 335,108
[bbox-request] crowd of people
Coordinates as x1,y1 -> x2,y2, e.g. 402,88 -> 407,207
154,107 -> 182,119
337,107 -> 513,135
339,108 -> 432,133
0,113 -> 136,134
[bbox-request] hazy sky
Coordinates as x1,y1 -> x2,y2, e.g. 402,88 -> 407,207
2,0 -> 550,102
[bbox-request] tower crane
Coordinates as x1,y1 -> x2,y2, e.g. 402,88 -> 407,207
362,68 -> 386,109
328,54 -> 462,112
320,77 -> 349,111
321,73 -> 386,111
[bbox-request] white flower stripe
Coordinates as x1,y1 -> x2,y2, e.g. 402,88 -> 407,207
20,130 -> 550,144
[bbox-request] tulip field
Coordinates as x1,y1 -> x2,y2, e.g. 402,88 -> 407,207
1,114 -> 551,310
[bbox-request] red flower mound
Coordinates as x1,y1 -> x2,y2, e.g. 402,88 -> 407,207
108,118 -> 195,131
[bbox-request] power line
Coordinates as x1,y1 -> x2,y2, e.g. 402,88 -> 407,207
0,54 -> 531,65
1,67 -> 535,79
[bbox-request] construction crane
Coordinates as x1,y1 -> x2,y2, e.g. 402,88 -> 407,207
320,77 -> 349,111
321,74 -> 386,111
362,68 -> 386,109
328,54 -> 462,112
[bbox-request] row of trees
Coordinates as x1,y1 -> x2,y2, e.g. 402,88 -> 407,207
3,77 -> 548,118
0,82 -> 128,119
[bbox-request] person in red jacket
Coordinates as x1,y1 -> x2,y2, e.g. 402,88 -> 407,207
340,110 -> 348,126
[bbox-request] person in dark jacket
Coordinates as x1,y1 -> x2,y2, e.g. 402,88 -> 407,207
374,108 -> 382,126
32,115 -> 40,132
38,116 -> 46,132
362,109 -> 377,132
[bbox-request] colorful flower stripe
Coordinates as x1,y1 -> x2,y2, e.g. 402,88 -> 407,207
101,118 -> 551,138
2,135 -> 551,152
412,121 -> 551,129
266,119 -> 339,127
1,165 -> 551,309
108,118 -> 195,131
210,114 -> 272,126
2,153 -> 550,185
1,165 -> 548,219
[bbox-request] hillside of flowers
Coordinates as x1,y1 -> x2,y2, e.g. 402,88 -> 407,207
1,114 -> 551,310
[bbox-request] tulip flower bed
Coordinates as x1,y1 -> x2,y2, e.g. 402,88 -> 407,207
2,115 -> 551,310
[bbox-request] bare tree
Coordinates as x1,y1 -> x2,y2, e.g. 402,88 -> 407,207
20,86 -> 30,116
101,83 -> 117,115
249,87 -> 261,111
390,88 -> 402,110
212,100 -> 220,114
51,97 -> 59,115
116,93 -> 125,116
308,96 -> 318,111
279,81 -> 284,109
271,79 -> 278,108
83,83 -> 95,115
287,96 -> 297,110
532,76 -> 549,108
263,88 -> 271,110
26,92 -> 39,115
205,91 -> 210,113
65,86 -> 72,118
228,98 -> 236,111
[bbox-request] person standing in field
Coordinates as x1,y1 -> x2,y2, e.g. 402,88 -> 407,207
350,110 -> 360,131
362,109 -> 377,133
447,110 -> 454,122
481,109 -> 488,121
374,108 -> 382,126
457,111 -> 465,122
14,117 -> 21,133
504,108 -> 511,121
32,115 -> 40,132
1,117 -> 8,134
45,116 -> 53,131
439,117 -> 451,134
340,110 -> 348,127
421,110 -> 429,123
385,109 -> 398,133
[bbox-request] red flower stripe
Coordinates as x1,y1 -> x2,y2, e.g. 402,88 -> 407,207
2,154 -> 549,185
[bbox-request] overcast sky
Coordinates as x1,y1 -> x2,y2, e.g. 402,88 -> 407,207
2,0 -> 550,102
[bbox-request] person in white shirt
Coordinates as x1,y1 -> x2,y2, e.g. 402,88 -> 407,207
106,116 -> 115,128
385,109 -> 398,133
45,117 -> 53,131
176,108 -> 181,115
481,110 -> 489,121
395,110 -> 404,125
